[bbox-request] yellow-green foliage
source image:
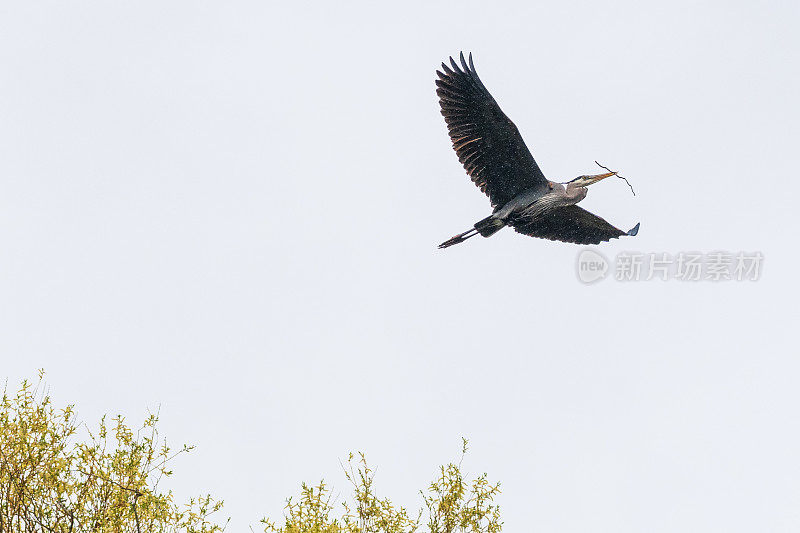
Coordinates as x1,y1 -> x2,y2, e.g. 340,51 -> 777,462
1,372 -> 502,533
0,371 -> 227,532
263,440 -> 501,533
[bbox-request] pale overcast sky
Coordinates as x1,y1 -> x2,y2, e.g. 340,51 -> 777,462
2,1 -> 799,531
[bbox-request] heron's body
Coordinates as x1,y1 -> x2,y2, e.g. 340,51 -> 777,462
436,53 -> 639,249
495,182 -> 584,219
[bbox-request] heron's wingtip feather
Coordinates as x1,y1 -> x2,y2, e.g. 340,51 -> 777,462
627,223 -> 640,236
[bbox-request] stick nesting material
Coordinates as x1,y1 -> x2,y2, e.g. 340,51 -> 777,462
595,160 -> 635,196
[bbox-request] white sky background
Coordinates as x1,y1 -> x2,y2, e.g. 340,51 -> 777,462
2,1 -> 799,531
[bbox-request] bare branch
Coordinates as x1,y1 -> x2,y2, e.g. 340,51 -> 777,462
595,160 -> 635,196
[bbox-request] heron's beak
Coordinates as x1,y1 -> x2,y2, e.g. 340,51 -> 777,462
582,172 -> 616,186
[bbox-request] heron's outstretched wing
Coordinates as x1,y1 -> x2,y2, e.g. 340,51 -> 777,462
436,52 -> 547,208
512,205 -> 640,245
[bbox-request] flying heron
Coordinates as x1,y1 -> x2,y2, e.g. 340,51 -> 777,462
437,52 -> 640,249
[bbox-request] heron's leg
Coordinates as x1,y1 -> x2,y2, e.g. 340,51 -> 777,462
438,228 -> 479,249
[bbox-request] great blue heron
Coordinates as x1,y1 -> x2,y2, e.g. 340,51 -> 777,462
437,53 -> 640,249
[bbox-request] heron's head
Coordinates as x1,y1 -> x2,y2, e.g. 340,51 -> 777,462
567,172 -> 616,188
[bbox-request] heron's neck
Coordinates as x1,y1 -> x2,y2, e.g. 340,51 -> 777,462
565,184 -> 588,203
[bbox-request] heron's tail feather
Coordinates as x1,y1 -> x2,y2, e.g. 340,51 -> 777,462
438,228 -> 478,249
438,216 -> 506,249
473,215 -> 505,237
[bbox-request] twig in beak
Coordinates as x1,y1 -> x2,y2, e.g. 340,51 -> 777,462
595,160 -> 635,196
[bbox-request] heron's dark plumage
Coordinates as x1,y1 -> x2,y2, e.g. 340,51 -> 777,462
436,52 -> 547,208
512,205 -> 638,245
